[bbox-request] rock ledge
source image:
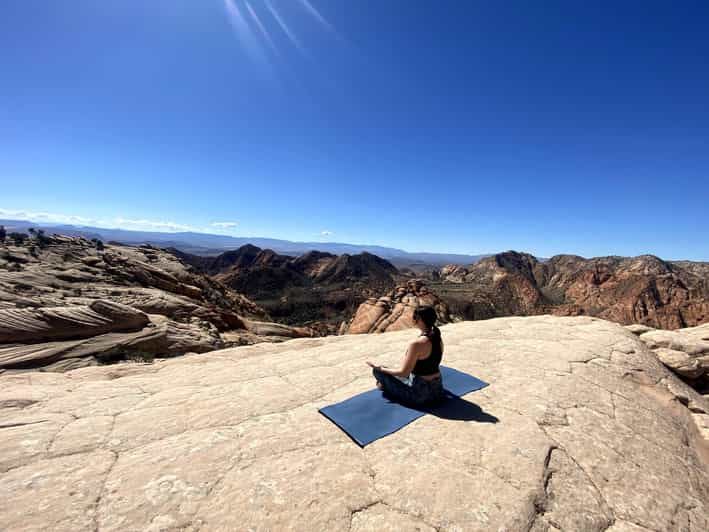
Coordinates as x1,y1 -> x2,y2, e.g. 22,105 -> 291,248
1,316 -> 708,531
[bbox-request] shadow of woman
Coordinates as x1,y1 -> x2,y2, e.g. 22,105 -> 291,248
414,392 -> 499,423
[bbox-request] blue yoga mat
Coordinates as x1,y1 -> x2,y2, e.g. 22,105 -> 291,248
319,366 -> 489,447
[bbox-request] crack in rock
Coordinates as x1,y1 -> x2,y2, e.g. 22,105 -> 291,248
92,450 -> 118,532
0,419 -> 48,429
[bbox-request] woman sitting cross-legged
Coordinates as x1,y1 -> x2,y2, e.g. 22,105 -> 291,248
366,305 -> 445,407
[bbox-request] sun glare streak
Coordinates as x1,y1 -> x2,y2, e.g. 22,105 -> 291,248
297,0 -> 342,41
223,0 -> 272,69
264,0 -> 312,61
244,1 -> 282,60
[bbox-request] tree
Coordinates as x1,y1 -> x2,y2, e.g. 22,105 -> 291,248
96,239 -> 105,251
35,229 -> 49,248
0,225 -> 6,242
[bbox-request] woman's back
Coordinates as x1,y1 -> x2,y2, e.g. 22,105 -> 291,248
369,305 -> 445,406
412,327 -> 443,376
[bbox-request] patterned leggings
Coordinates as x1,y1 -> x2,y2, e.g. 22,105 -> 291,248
372,367 -> 444,407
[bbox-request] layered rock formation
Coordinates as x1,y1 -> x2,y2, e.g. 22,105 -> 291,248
0,300 -> 149,344
1,316 -> 707,531
626,324 -> 709,437
628,323 -> 709,381
344,279 -> 452,334
434,251 -> 709,329
0,236 -> 314,371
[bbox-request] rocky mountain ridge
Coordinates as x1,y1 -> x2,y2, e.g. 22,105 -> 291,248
172,245 -> 399,327
432,251 -> 709,329
0,218 -> 487,265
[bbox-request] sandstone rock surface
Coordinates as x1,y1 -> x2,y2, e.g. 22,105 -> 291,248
0,314 -> 223,371
0,236 -> 320,370
1,316 -> 708,531
627,323 -> 709,381
0,300 -> 150,344
345,279 -> 451,334
0,236 -> 266,328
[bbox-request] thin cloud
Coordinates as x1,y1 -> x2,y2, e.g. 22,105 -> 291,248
264,0 -> 312,61
112,218 -> 195,232
320,230 -> 333,236
0,208 -> 199,233
0,208 -> 96,226
211,222 -> 239,228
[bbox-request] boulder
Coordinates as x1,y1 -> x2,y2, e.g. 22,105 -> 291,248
636,324 -> 709,380
653,347 -> 705,379
624,323 -> 655,335
242,319 -> 315,339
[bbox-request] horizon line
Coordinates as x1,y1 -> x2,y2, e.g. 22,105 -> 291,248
1,216 -> 705,263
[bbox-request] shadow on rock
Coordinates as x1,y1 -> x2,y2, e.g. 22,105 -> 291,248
416,393 -> 499,423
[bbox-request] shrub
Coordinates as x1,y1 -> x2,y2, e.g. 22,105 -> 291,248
36,229 -> 50,248
9,232 -> 27,245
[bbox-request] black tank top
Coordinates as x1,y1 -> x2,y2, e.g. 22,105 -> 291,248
412,327 -> 442,376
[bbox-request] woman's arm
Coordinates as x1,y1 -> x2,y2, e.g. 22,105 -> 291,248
371,340 -> 423,378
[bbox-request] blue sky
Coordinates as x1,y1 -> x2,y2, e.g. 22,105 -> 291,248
1,1 -> 708,259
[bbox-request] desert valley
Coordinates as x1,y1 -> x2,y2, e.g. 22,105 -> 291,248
2,226 -> 708,385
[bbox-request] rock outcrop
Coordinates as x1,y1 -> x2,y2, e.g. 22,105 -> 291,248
628,322 -> 709,381
1,316 -> 707,531
0,235 -> 266,325
0,313 -> 223,371
0,300 -> 149,344
0,236 -> 315,371
628,322 -> 709,441
435,251 -> 709,329
344,279 -> 452,334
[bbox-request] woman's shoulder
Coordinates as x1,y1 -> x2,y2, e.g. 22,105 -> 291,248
412,334 -> 432,346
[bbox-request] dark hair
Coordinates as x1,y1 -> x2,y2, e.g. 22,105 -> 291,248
413,305 -> 437,329
414,306 -> 442,352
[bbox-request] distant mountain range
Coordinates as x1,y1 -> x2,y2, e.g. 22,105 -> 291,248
170,244 -> 401,325
430,251 -> 709,330
0,219 -> 488,267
